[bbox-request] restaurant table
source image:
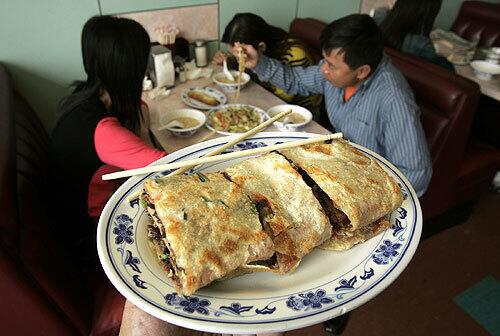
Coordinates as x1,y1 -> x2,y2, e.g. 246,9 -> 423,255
455,64 -> 500,102
143,67 -> 329,153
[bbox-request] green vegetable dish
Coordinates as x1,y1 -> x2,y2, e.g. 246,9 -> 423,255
208,105 -> 262,133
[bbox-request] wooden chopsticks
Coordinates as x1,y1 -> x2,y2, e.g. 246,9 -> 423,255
123,109 -> 294,201
168,109 -> 292,177
103,132 -> 343,181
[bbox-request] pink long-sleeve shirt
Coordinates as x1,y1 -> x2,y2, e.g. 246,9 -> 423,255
87,116 -> 166,217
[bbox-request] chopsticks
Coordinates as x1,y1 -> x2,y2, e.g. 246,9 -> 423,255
124,109 -> 293,201
103,132 -> 343,181
168,109 -> 292,177
124,109 -> 294,201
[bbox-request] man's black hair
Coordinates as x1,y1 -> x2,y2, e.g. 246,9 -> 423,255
320,14 -> 384,71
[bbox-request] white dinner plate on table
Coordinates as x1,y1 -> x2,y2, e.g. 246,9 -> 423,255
97,132 -> 422,335
205,104 -> 270,135
181,86 -> 227,110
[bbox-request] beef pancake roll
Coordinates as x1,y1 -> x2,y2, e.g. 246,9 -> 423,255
279,139 -> 403,251
224,153 -> 331,273
141,172 -> 274,295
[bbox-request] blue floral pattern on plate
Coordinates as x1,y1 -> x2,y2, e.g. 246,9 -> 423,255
165,293 -> 211,315
286,289 -> 334,311
113,214 -> 134,244
372,240 -> 402,265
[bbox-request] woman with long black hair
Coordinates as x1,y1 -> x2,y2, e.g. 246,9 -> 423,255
379,0 -> 453,70
213,13 -> 322,112
50,15 -> 166,266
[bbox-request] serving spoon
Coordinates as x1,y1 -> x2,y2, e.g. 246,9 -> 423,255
222,59 -> 235,82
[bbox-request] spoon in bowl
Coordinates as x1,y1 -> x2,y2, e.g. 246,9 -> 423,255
223,59 -> 235,82
158,120 -> 185,131
282,116 -> 293,126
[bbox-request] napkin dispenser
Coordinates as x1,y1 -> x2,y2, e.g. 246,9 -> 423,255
149,45 -> 175,88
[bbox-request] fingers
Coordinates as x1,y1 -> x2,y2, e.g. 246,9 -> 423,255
233,42 -> 249,57
211,52 -> 225,65
211,51 -> 227,65
232,42 -> 258,69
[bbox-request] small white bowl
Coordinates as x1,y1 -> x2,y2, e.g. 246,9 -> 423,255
159,109 -> 206,137
212,70 -> 250,93
267,104 -> 312,132
470,60 -> 500,80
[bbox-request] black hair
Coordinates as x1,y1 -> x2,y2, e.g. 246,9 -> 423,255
221,13 -> 294,60
60,15 -> 150,133
380,0 -> 442,50
320,14 -> 383,71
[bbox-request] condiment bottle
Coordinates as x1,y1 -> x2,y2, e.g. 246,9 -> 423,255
194,40 -> 208,67
177,63 -> 187,83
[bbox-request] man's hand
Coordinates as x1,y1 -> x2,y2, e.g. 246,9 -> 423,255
211,51 -> 227,66
230,42 -> 259,70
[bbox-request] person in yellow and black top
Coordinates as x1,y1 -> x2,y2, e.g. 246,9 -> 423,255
212,13 -> 322,113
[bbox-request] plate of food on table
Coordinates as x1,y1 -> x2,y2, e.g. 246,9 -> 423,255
206,104 -> 270,135
97,132 -> 421,334
181,86 -> 227,110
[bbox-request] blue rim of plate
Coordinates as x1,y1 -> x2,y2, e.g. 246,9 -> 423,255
181,86 -> 227,110
97,132 -> 422,334
205,104 -> 270,135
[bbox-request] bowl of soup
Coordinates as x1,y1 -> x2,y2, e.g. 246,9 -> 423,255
267,104 -> 312,131
159,109 -> 206,137
470,60 -> 500,80
212,70 -> 250,93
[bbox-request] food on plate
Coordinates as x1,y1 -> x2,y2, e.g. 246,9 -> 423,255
323,217 -> 392,251
224,153 -> 331,273
141,172 -> 274,295
140,139 -> 403,294
208,105 -> 262,133
279,139 -> 403,251
187,90 -> 220,106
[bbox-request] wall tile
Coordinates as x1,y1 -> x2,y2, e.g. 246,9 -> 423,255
100,0 -> 216,15
119,4 -> 218,43
219,0 -> 298,41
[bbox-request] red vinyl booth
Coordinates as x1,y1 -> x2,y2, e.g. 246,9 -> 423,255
0,63 -> 125,335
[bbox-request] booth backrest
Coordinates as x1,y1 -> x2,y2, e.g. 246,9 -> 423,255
290,18 -> 325,63
0,63 -> 90,335
452,0 -> 500,47
383,48 -> 481,215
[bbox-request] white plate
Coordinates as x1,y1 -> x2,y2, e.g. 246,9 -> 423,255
97,132 -> 422,334
206,104 -> 270,135
181,87 -> 227,110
